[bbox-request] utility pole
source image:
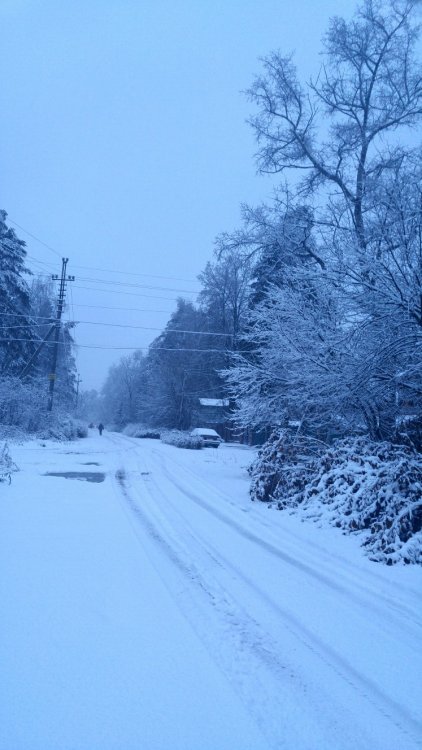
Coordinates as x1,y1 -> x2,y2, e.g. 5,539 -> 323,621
19,323 -> 56,379
47,258 -> 75,412
75,375 -> 82,409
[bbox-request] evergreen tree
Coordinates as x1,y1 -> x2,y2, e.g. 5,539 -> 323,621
0,210 -> 36,374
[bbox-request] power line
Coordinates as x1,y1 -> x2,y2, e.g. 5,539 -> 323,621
27,255 -> 56,268
27,269 -> 199,295
8,219 -> 62,258
74,321 -> 231,337
0,324 -> 54,330
71,303 -> 173,314
11,219 -> 199,282
74,276 -> 199,294
0,318 -> 232,337
0,306 -> 173,319
0,337 -> 237,353
73,284 -> 189,301
72,263 -> 198,284
27,254 -> 199,284
0,312 -> 70,322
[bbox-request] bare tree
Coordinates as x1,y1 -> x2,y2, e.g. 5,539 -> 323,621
247,0 -> 422,249
198,250 -> 253,347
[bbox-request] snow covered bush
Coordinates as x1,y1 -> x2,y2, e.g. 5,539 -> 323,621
0,377 -> 48,433
0,443 -> 18,484
296,439 -> 422,565
250,434 -> 422,565
161,430 -> 203,450
74,421 -> 88,438
0,425 -> 30,443
123,423 -> 161,439
249,429 -> 326,503
0,378 -> 87,440
37,416 -> 88,441
395,416 -> 422,453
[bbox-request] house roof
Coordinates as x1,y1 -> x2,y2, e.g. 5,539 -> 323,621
199,398 -> 229,407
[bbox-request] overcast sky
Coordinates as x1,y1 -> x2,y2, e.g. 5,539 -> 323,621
1,0 -> 356,390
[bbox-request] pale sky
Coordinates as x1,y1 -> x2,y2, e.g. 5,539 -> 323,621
1,0 -> 356,390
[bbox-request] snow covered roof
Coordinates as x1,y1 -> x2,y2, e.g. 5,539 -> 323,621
199,398 -> 229,407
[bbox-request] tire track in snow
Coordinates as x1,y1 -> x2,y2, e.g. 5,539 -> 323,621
149,440 -> 421,603
151,448 -> 422,640
151,483 -> 422,747
111,443 -> 422,750
136,452 -> 422,749
112,466 -> 304,750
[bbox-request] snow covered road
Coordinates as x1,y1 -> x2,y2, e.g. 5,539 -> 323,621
1,432 -> 421,750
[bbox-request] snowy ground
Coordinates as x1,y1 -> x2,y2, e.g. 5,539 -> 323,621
1,431 -> 421,750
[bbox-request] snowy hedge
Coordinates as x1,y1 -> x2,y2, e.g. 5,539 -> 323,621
122,423 -> 161,439
0,377 -> 47,433
161,430 -> 203,450
249,432 -> 422,565
0,377 -> 88,441
249,430 -> 325,503
37,416 -> 88,441
0,443 -> 18,484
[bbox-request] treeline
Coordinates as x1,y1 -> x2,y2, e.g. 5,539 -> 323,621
101,0 -> 422,448
98,251 -> 252,430
0,210 -> 77,432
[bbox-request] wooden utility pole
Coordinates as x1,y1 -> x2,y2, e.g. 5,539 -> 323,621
19,323 -> 56,380
75,375 -> 82,408
47,258 -> 74,412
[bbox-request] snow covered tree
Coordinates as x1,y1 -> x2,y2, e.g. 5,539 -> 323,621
248,0 -> 422,249
0,210 -> 35,374
101,351 -> 147,427
146,299 -> 226,429
198,250 -> 253,348
330,156 -> 422,440
225,0 -> 422,443
224,274 -> 359,438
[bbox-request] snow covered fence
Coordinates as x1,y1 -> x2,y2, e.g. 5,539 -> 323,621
161,430 -> 203,450
249,432 -> 422,565
0,443 -> 18,484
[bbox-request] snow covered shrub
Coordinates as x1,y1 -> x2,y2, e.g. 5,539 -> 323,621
0,425 -> 29,443
0,379 -> 87,440
123,423 -> 161,439
0,377 -> 47,432
249,429 -> 326,503
295,439 -> 422,565
37,416 -> 88,441
395,416 -> 422,453
74,421 -> 88,438
161,430 -> 203,449
251,433 -> 422,564
0,443 -> 18,484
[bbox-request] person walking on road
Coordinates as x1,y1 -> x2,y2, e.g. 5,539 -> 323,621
98,423 -> 104,436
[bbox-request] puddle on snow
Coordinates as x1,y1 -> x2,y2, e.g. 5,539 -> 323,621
44,471 -> 105,483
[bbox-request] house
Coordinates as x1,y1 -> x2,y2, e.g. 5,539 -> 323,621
190,398 -> 230,438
